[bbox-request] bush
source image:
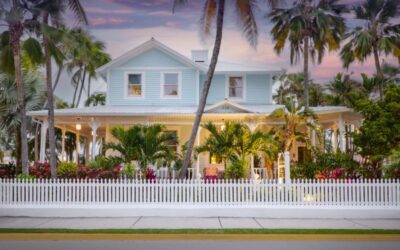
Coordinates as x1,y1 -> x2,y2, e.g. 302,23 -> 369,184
58,162 -> 77,178
29,162 -> 51,178
225,159 -> 248,179
121,162 -> 136,178
292,152 -> 361,179
16,173 -> 35,180
86,155 -> 121,171
0,162 -> 16,178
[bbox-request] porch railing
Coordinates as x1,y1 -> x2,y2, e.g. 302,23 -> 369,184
0,178 -> 399,207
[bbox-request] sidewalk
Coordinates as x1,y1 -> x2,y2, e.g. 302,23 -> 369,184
1,217 -> 400,230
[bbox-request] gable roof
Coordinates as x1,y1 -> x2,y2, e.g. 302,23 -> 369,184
205,99 -> 253,113
96,38 -> 207,77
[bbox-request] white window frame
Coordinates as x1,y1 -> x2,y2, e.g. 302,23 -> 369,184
225,74 -> 246,101
160,71 -> 182,99
124,71 -> 145,99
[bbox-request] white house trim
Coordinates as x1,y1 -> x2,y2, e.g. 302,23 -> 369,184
124,71 -> 146,100
96,38 -> 207,77
225,74 -> 246,102
205,99 -> 252,113
159,71 -> 182,99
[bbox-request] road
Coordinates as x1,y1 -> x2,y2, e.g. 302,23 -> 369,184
0,240 -> 399,250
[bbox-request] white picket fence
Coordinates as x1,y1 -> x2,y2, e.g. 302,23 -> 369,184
0,178 -> 399,207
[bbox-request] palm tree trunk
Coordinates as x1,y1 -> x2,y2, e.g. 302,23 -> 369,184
72,68 -> 82,107
180,0 -> 225,178
303,36 -> 310,109
9,17 -> 29,174
373,45 -> 384,99
43,12 -> 57,178
15,126 -> 21,169
52,64 -> 63,92
76,68 -> 87,107
87,76 -> 91,99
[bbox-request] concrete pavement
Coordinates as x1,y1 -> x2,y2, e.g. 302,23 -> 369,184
1,217 -> 400,230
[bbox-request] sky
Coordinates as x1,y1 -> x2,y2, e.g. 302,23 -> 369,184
56,0 -> 399,103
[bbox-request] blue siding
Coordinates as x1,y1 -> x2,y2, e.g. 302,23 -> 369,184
246,74 -> 271,104
123,49 -> 186,68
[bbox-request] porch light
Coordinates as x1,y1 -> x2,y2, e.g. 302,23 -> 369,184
75,118 -> 82,131
220,119 -> 225,130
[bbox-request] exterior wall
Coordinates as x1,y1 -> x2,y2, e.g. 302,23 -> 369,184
201,73 -> 272,105
108,48 -> 197,106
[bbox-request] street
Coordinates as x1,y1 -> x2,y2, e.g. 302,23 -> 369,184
0,240 -> 399,250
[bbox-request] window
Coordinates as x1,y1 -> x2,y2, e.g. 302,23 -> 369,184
228,76 -> 244,98
162,73 -> 179,97
127,73 -> 142,97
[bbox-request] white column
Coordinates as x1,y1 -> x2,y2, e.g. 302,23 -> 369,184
284,151 -> 291,183
76,132 -> 80,164
333,126 -> 338,152
85,138 -> 90,162
90,121 -> 100,160
338,118 -> 345,152
196,126 -> 202,179
61,128 -> 66,161
39,120 -> 48,162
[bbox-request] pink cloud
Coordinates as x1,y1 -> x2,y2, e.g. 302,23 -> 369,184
148,10 -> 173,16
165,21 -> 179,28
86,7 -> 135,14
90,17 -> 128,26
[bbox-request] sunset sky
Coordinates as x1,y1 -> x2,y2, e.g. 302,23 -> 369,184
58,0 -> 399,102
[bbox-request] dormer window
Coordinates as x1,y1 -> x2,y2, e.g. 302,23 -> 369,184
228,76 -> 244,99
127,73 -> 143,97
161,72 -> 181,98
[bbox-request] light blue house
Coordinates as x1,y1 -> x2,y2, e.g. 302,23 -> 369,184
29,38 -> 361,177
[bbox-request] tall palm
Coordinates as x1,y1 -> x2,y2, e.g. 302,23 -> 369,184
270,98 -> 317,152
340,0 -> 400,99
32,0 -> 87,177
325,73 -> 362,107
273,72 -> 305,104
85,93 -> 106,107
309,83 -> 325,107
269,0 -> 346,109
175,0 -> 279,178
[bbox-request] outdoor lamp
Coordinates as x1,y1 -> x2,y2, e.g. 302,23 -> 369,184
76,118 -> 82,131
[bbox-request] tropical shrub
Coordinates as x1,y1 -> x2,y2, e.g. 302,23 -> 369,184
225,159 -> 248,179
145,168 -> 156,181
0,162 -> 16,178
86,155 -> 121,171
121,162 -> 136,179
57,162 -> 77,178
15,173 -> 35,180
292,152 -> 360,179
29,162 -> 51,178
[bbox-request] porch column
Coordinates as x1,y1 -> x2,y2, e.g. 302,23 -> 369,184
61,128 -> 66,161
76,132 -> 80,164
196,126 -> 202,179
85,138 -> 90,162
311,130 -> 316,147
338,119 -> 346,152
333,126 -> 338,152
39,119 -> 48,162
90,121 -> 100,160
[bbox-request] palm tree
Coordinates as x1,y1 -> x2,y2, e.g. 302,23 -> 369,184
269,0 -> 346,109
0,69 -> 46,168
103,124 -> 178,170
273,72 -> 305,104
32,0 -> 87,177
270,98 -> 317,153
309,83 -> 325,107
325,73 -> 363,107
175,0 -> 279,178
340,0 -> 400,99
85,93 -> 106,107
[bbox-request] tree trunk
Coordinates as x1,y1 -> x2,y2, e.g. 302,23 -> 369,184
52,64 -> 63,92
180,0 -> 225,178
372,45 -> 384,99
72,68 -> 82,107
9,16 -> 29,174
303,36 -> 309,109
87,76 -> 91,99
76,68 -> 87,107
15,126 -> 21,169
43,12 -> 57,178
